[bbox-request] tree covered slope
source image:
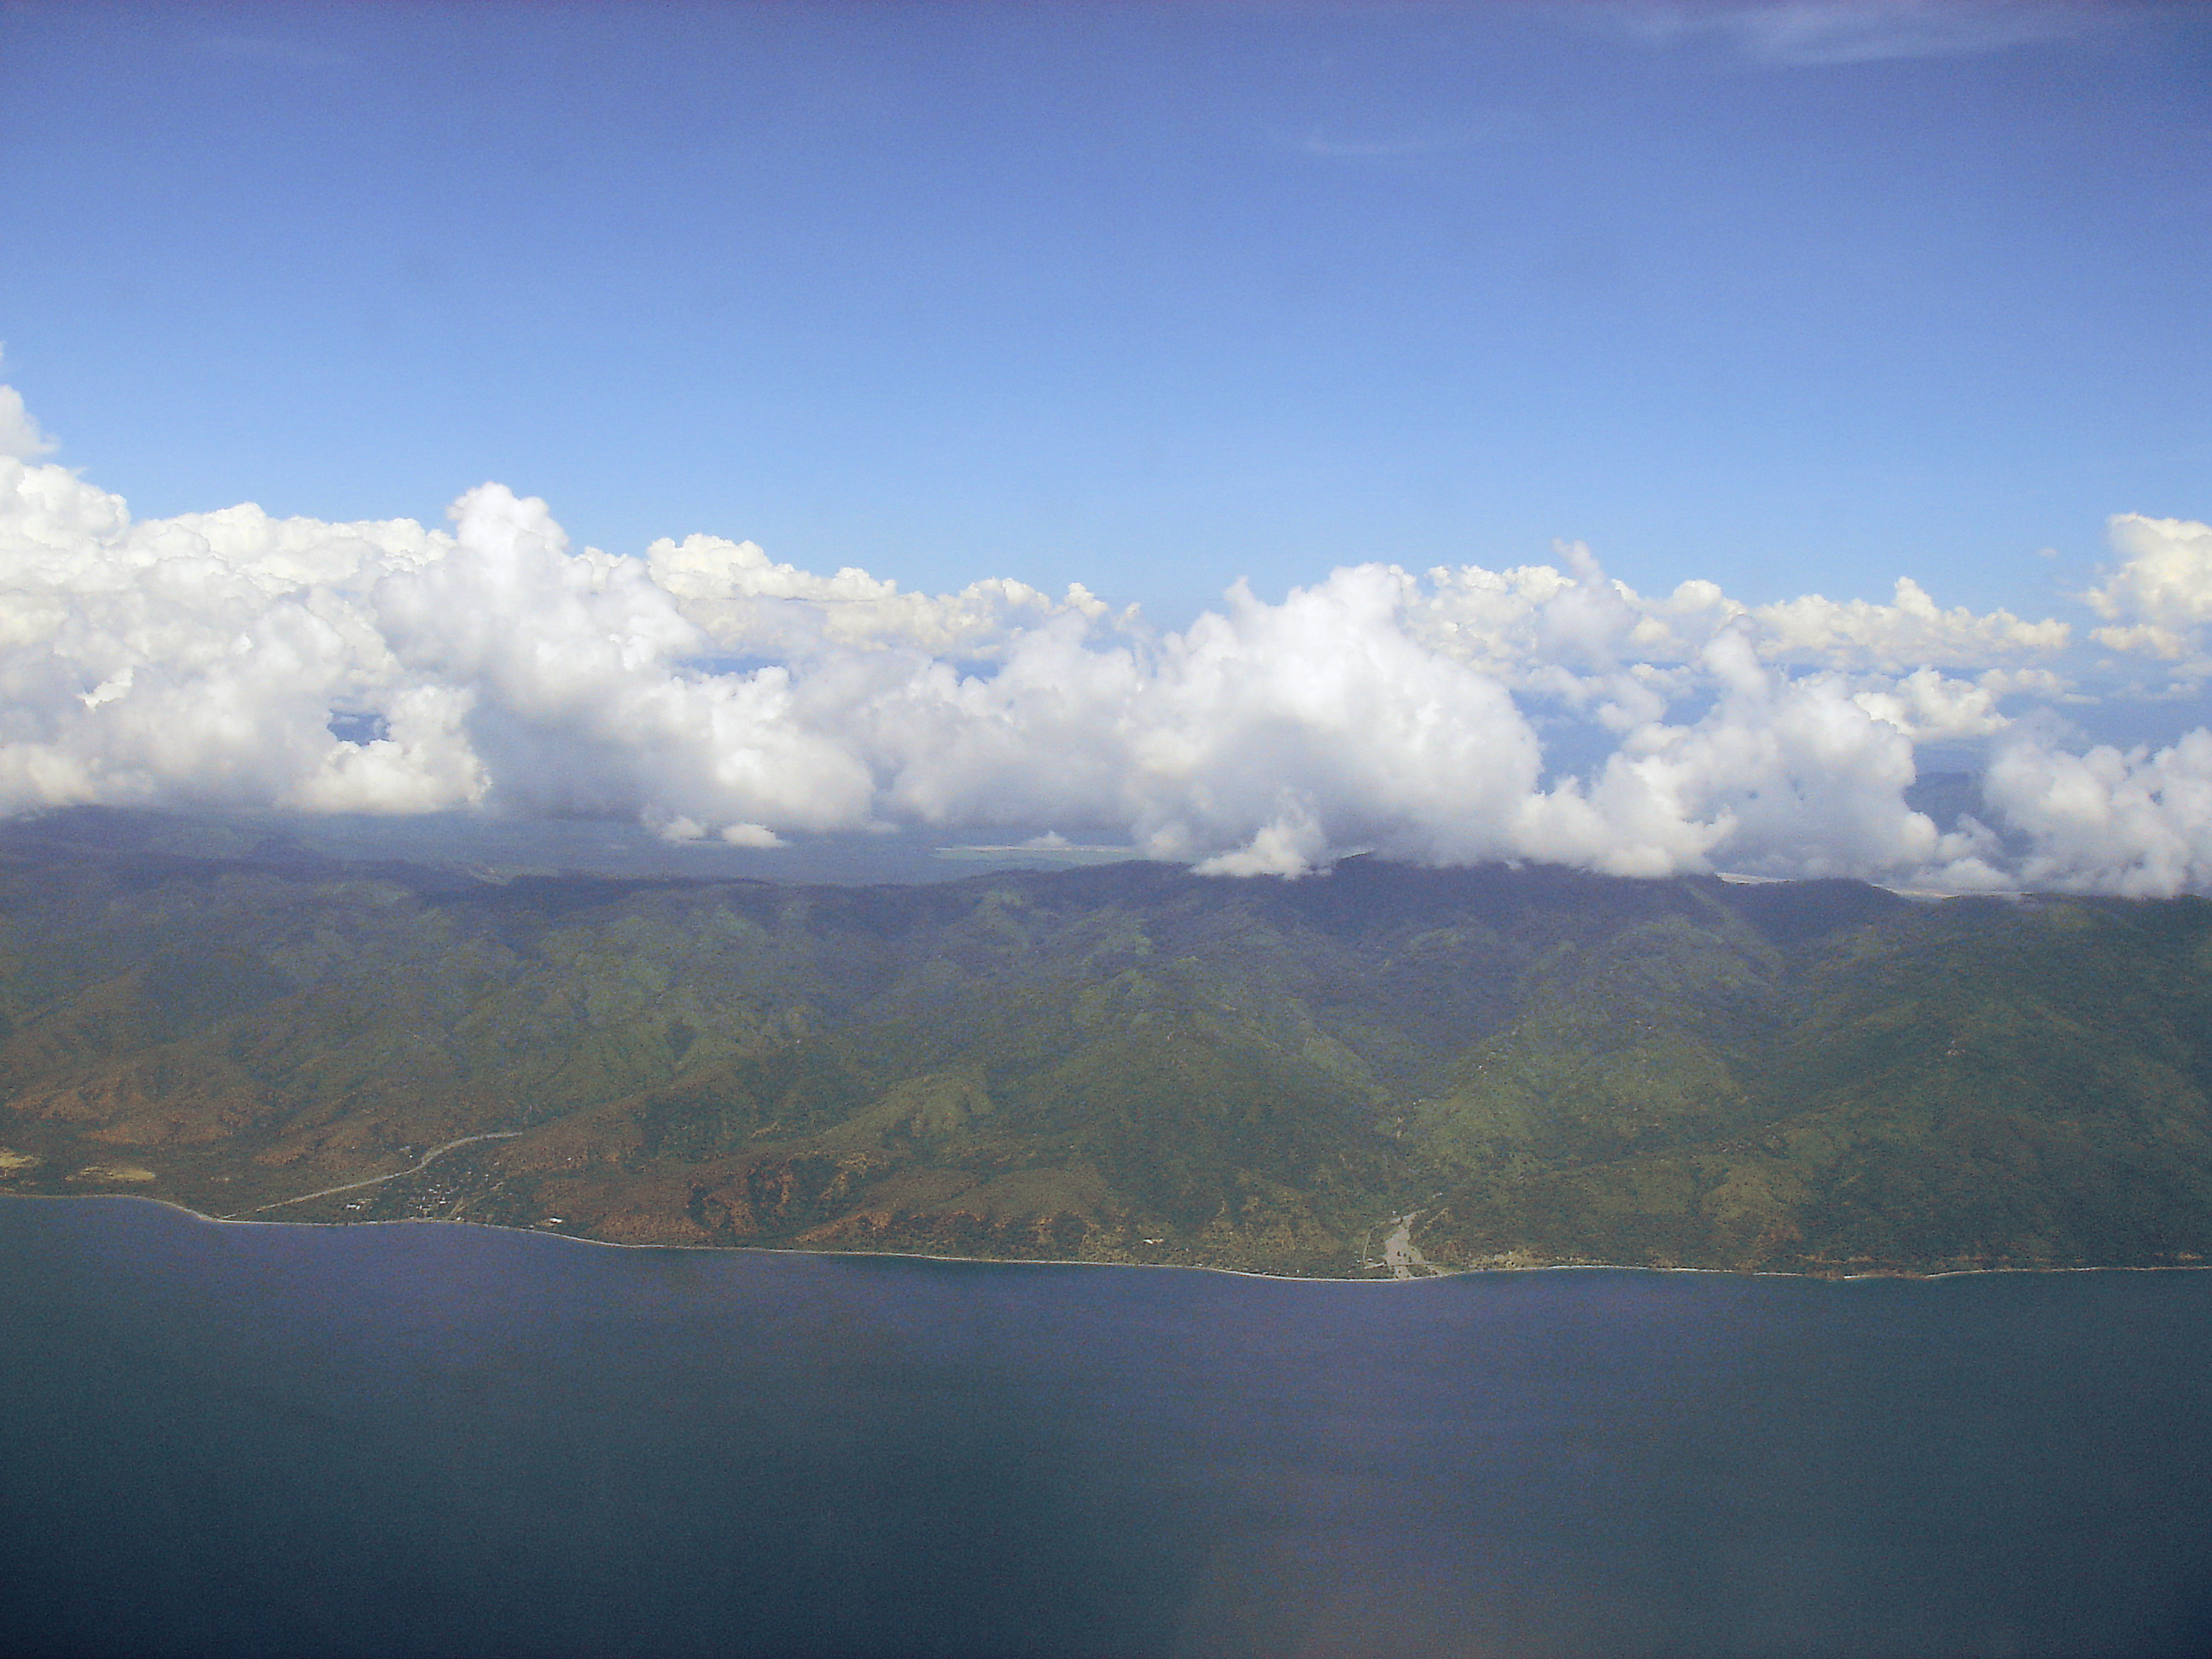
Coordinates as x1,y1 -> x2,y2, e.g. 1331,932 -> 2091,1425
2,822 -> 2208,1276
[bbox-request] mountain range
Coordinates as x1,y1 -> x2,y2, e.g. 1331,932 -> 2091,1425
3,809 -> 2208,1277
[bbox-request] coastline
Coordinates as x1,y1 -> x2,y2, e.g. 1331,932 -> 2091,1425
5,1188 -> 2203,1286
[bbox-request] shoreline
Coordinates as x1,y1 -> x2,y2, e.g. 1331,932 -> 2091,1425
3,1189 -> 2204,1286
231,1130 -> 528,1217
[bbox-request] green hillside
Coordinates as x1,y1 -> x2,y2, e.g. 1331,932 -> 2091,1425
2,816 -> 2209,1276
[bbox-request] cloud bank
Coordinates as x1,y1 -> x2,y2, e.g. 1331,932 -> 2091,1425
3,376 -> 2209,893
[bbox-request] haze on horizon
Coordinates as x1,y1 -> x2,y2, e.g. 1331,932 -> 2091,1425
1,0 -> 2208,892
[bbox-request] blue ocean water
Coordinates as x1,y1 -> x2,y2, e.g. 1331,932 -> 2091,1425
1,1196 -> 2208,1659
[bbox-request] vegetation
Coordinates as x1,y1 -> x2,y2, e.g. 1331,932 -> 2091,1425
3,812 -> 2209,1276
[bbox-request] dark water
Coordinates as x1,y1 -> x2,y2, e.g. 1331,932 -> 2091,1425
3,1198 -> 2209,1659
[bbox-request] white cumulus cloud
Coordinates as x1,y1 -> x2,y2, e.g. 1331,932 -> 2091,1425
1,375 -> 2207,893
1985,729 -> 2212,896
0,348 -> 55,462
2081,514 -> 2212,676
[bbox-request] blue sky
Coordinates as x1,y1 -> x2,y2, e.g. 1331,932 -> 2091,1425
3,0 -> 2205,626
4,2 -> 2212,891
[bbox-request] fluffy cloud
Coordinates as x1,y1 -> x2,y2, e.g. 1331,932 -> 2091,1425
1984,730 -> 2212,897
1,375 -> 2207,893
2081,514 -> 2212,674
647,532 -> 1111,661
0,349 -> 54,462
1403,543 -> 2067,694
0,386 -> 55,463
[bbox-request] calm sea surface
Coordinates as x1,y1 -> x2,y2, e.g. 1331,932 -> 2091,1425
3,1196 -> 2209,1659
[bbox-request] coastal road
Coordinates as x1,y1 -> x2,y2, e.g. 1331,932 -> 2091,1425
242,1132 -> 526,1216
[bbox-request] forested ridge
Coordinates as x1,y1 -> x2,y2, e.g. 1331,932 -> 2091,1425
3,812 -> 2208,1277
